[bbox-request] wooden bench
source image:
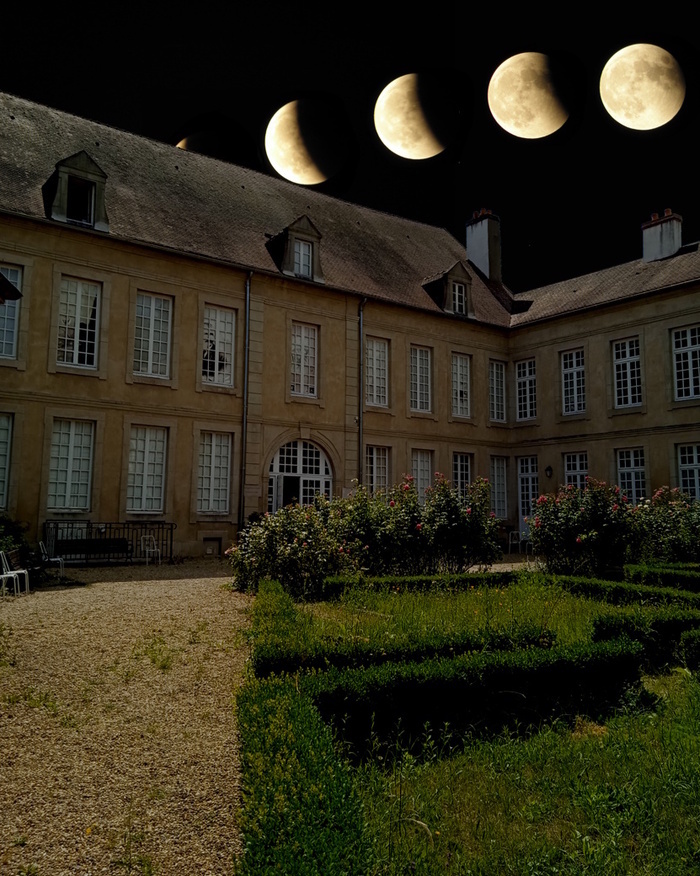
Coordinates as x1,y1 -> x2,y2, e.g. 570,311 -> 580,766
55,537 -> 133,564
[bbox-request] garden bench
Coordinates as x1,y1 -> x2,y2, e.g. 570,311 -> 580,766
54,537 -> 133,564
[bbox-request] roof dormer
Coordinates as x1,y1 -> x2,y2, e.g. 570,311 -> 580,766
266,215 -> 324,283
423,261 -> 474,317
43,151 -> 109,232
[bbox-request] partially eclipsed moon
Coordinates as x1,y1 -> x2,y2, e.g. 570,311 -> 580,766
374,73 -> 445,160
488,52 -> 568,139
600,44 -> 685,130
265,101 -> 327,185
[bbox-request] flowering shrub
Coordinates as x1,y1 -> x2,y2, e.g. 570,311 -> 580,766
628,487 -> 700,564
528,478 -> 631,576
229,474 -> 502,597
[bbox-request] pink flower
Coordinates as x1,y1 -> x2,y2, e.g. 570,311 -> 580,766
490,512 -> 496,518
416,523 -> 422,530
404,484 -> 410,491
576,536 -> 582,544
466,508 -> 472,515
612,504 -> 619,512
389,500 -> 395,507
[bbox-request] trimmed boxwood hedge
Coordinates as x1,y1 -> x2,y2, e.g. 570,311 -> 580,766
593,607 -> 700,670
624,565 -> 700,592
680,627 -> 700,670
235,677 -> 371,875
251,580 -> 555,677
551,574 -> 700,608
300,637 -> 643,754
322,570 -> 517,599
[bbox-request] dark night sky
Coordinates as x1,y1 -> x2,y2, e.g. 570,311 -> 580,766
2,3 -> 699,292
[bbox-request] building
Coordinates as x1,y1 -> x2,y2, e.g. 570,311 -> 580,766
0,92 -> 698,557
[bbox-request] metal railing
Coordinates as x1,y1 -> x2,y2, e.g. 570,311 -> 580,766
43,520 -> 176,564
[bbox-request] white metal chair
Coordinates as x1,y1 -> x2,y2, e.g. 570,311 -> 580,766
141,534 -> 161,565
1,552 -> 19,597
508,530 -> 521,553
39,540 -> 64,578
1,549 -> 29,594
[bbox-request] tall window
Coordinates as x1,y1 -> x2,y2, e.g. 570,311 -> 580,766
673,326 -> 700,400
617,448 -> 646,504
47,419 -> 94,510
489,360 -> 506,422
293,240 -> 313,278
518,456 -> 539,532
202,305 -> 235,387
134,292 -> 172,378
197,432 -> 231,513
0,413 -> 11,509
678,445 -> 700,499
452,281 -> 466,315
127,426 -> 167,512
365,446 -> 389,494
0,265 -> 21,359
490,456 -> 507,518
452,353 -> 471,417
613,338 -> 642,407
366,338 -> 388,407
452,452 -> 471,500
410,346 -> 431,412
564,451 -> 588,489
561,349 -> 586,414
516,359 -> 537,420
411,449 -> 432,501
57,277 -> 101,368
290,322 -> 318,397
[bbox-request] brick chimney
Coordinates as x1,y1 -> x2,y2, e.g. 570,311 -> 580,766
466,208 -> 502,281
642,208 -> 682,262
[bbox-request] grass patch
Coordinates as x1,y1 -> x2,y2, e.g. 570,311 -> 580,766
133,633 -> 176,671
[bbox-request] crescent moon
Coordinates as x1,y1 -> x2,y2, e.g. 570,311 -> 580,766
488,52 -> 568,139
374,73 -> 445,160
265,101 -> 328,185
600,44 -> 685,130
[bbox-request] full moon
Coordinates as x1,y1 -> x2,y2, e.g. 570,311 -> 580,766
265,100 -> 340,186
374,73 -> 445,160
488,53 -> 568,139
600,44 -> 685,130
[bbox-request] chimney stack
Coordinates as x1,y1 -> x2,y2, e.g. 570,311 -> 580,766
466,208 -> 502,282
642,209 -> 682,262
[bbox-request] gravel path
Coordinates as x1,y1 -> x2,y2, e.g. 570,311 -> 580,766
0,560 -> 252,876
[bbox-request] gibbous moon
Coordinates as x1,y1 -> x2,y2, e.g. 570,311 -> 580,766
488,53 -> 568,139
265,101 -> 327,185
374,73 -> 446,160
600,44 -> 685,130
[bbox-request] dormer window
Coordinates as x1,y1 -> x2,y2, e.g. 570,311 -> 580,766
43,151 -> 109,232
294,239 -> 313,278
452,282 -> 466,315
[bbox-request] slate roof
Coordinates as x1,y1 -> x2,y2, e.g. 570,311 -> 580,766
513,243 -> 700,326
0,91 -> 514,327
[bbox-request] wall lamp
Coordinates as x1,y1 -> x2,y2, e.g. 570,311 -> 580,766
544,465 -> 553,479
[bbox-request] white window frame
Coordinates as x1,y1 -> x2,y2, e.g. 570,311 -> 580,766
489,360 -> 506,422
365,445 -> 389,494
293,239 -> 313,278
452,452 -> 471,500
202,304 -> 235,387
290,322 -> 318,397
617,448 -> 646,505
613,338 -> 642,408
267,440 -> 332,512
0,413 -> 12,509
197,431 -> 232,514
411,449 -> 433,501
564,451 -> 588,489
490,456 -> 507,518
0,265 -> 21,359
133,292 -> 172,378
366,337 -> 389,407
47,419 -> 94,511
451,353 -> 471,418
410,346 -> 432,413
452,281 -> 466,315
57,277 -> 101,369
673,326 -> 700,401
678,444 -> 700,500
561,349 -> 586,415
127,426 -> 168,513
516,358 -> 537,421
518,456 -> 539,534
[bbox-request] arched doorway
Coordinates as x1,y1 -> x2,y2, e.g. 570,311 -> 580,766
267,440 -> 333,512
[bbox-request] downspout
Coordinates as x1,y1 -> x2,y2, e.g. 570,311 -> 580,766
238,271 -> 252,535
357,297 -> 367,484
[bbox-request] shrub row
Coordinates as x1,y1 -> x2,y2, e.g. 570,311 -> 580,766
322,569 -> 517,599
235,677 -> 371,875
551,574 -> 700,609
251,581 -> 554,677
680,627 -> 700,670
624,564 -> 700,591
300,637 -> 643,755
593,607 -> 700,670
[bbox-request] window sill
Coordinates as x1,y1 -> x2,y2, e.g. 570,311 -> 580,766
199,382 -> 240,396
0,357 -> 25,371
130,373 -> 177,389
287,393 -> 325,408
408,409 -> 437,421
53,363 -> 103,378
